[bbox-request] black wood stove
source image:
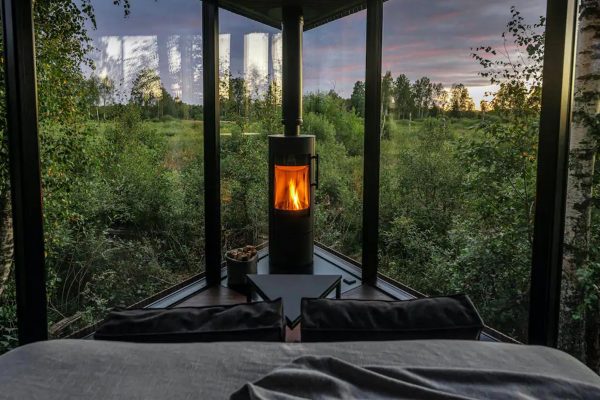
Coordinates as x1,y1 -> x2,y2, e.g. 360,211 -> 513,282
268,7 -> 318,274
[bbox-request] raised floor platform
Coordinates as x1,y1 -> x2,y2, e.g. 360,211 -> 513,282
171,244 -> 411,309
75,243 -> 513,343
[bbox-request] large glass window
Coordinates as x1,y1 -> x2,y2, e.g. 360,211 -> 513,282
304,11 -> 366,262
34,0 -> 204,338
380,0 -> 545,341
218,10 -> 279,252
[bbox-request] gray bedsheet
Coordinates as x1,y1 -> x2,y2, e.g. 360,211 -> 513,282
0,339 -> 598,399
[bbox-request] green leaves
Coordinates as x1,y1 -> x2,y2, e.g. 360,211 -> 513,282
471,6 -> 544,101
350,81 -> 365,117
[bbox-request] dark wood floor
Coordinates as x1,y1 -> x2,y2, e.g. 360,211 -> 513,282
175,285 -> 247,307
174,284 -> 394,342
341,284 -> 396,301
175,283 -> 393,308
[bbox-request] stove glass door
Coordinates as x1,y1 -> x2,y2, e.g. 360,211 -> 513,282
274,164 -> 310,211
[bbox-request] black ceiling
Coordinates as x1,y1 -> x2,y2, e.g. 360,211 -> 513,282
217,0 -> 369,31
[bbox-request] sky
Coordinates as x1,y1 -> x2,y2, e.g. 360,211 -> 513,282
85,0 -> 546,106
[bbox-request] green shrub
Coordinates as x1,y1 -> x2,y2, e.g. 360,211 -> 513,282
303,112 -> 335,142
0,277 -> 17,354
160,114 -> 175,122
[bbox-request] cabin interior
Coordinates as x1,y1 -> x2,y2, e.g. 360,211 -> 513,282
0,0 -> 599,398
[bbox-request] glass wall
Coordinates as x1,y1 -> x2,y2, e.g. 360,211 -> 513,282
304,11 -> 366,262
218,10 -> 279,252
0,28 -> 17,353
559,0 -> 600,372
380,0 -> 546,341
33,0 -> 204,338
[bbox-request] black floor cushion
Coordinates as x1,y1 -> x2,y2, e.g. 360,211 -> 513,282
301,294 -> 483,342
94,299 -> 285,343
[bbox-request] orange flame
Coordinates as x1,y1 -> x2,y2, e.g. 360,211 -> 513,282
274,165 -> 309,211
288,179 -> 301,209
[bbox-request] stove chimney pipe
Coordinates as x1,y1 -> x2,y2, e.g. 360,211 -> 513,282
282,6 -> 303,136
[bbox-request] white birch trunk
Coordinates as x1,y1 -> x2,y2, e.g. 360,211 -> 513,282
0,191 -> 13,299
561,0 -> 600,370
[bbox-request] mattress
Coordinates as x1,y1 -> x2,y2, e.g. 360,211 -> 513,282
0,339 -> 598,399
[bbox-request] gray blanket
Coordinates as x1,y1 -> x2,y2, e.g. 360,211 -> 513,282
231,356 -> 600,399
1,339 -> 599,399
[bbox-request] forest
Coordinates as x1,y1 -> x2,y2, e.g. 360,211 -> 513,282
0,0 -> 599,373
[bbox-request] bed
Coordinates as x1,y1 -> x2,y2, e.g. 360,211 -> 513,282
0,339 -> 598,399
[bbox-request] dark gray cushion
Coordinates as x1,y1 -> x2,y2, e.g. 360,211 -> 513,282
301,294 -> 483,342
94,299 -> 285,342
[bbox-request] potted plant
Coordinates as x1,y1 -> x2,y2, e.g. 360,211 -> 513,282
226,245 -> 258,291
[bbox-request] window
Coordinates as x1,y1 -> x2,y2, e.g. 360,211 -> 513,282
379,0 -> 546,341
219,9 -> 279,251
34,0 -> 205,338
304,11 -> 366,262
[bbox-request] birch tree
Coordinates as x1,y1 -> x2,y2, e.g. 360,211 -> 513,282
561,0 -> 600,371
0,193 -> 12,299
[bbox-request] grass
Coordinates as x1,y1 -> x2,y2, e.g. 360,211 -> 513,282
148,120 -> 203,170
89,116 -> 484,182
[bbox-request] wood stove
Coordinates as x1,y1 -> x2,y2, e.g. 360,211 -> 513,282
268,6 -> 317,274
268,135 -> 317,274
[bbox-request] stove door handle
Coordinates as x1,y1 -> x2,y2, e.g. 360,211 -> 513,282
311,154 -> 319,189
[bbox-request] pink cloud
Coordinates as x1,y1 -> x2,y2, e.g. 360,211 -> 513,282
383,41 -> 429,53
328,63 -> 363,74
383,47 -> 462,61
429,10 -> 462,23
468,33 -> 501,43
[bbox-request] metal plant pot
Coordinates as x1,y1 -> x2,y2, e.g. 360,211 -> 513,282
226,252 -> 258,290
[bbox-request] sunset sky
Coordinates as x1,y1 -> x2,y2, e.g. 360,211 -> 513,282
87,0 -> 546,105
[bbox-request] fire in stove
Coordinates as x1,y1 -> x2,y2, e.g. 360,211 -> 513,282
274,165 -> 309,211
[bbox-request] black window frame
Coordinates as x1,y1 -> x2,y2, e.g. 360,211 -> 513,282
2,0 -> 577,347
